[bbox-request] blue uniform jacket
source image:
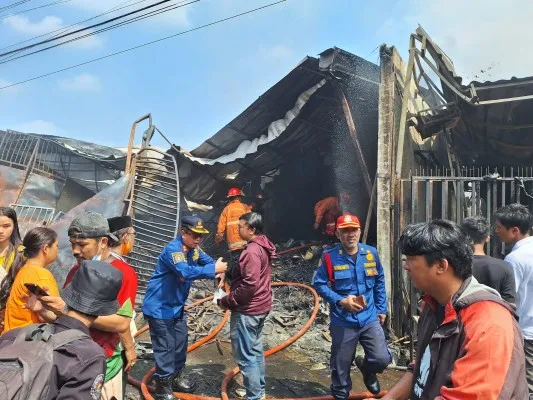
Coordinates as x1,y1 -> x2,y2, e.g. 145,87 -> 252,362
313,243 -> 387,328
142,236 -> 216,319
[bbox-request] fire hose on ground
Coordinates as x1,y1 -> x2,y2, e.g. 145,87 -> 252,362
128,282 -> 386,400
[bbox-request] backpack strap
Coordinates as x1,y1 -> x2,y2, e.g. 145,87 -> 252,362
13,323 -> 51,344
324,252 -> 335,284
48,329 -> 89,350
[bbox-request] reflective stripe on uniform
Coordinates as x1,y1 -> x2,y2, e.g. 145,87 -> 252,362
227,220 -> 240,226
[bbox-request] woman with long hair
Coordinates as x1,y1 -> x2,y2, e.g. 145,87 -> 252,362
1,227 -> 60,333
0,207 -> 23,281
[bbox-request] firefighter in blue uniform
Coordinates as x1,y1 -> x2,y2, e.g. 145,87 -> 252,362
313,214 -> 391,398
142,216 -> 228,400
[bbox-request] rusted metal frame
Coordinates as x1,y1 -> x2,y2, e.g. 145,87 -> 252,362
362,175 -> 377,244
338,87 -> 374,199
14,137 -> 41,204
414,51 -> 447,104
126,113 -> 152,173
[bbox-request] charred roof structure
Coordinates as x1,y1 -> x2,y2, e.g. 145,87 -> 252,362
173,47 -> 380,244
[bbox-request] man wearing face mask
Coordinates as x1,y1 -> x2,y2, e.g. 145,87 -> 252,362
142,216 -> 227,400
38,212 -> 138,400
313,214 -> 390,399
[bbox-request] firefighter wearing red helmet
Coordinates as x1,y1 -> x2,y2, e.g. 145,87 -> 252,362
215,188 -> 251,275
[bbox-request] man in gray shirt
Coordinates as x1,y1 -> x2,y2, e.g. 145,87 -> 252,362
461,216 -> 516,303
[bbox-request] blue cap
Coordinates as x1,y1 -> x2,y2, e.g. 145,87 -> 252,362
181,215 -> 209,234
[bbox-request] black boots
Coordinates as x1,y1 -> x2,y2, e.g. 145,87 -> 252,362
153,376 -> 179,400
172,369 -> 197,393
355,356 -> 381,395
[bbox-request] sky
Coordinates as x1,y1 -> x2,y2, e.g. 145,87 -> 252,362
1,0 -> 532,151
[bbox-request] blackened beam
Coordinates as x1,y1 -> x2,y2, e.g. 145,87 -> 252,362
338,87 -> 374,198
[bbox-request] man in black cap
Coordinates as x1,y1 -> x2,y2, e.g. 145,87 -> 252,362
0,260 -> 123,400
39,212 -> 138,400
142,215 -> 228,400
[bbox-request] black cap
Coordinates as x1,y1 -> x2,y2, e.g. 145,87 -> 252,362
181,215 -> 209,234
61,260 -> 122,316
108,216 -> 133,233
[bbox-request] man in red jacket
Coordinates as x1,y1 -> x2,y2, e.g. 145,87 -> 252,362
218,212 -> 275,400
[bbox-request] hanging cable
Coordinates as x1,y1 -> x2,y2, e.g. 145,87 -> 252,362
0,0 -> 72,19
0,1 -> 196,64
0,0 -> 287,91
0,0 -> 148,51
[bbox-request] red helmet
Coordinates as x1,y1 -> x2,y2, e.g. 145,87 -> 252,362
227,187 -> 243,198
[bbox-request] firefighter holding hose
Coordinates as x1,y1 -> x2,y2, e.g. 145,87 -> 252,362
313,214 -> 391,398
141,216 -> 227,400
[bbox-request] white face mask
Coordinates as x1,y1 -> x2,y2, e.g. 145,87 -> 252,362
92,246 -> 103,261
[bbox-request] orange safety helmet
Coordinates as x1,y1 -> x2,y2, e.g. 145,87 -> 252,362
227,187 -> 244,198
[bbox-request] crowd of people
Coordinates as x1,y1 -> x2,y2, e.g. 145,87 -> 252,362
0,194 -> 531,400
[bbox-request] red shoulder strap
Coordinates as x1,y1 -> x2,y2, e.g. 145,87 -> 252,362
324,252 -> 335,282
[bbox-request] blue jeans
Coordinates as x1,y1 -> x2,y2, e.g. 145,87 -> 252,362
146,315 -> 188,378
330,321 -> 391,400
230,312 -> 268,400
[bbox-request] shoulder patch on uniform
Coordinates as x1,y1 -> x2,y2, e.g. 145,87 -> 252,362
90,374 -> 104,400
366,252 -> 374,261
172,252 -> 186,264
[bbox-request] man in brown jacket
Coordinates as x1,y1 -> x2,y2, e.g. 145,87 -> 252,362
381,220 -> 528,400
218,212 -> 275,400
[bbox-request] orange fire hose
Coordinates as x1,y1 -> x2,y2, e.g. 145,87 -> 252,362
129,282 -> 385,400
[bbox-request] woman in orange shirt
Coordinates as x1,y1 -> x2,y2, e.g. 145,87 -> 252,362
0,227 -> 60,333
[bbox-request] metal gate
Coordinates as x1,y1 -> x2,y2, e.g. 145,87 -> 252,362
391,167 -> 533,353
125,147 -> 180,295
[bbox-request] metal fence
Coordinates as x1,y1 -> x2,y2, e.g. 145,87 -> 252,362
391,166 -> 533,352
10,204 -> 56,236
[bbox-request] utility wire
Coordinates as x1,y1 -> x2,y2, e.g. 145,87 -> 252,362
0,0 -> 181,59
0,0 -> 287,91
0,0 -> 72,19
0,0 -> 147,51
0,0 -> 195,64
0,0 -> 34,13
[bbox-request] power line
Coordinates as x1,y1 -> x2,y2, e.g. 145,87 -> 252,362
0,0 -> 72,20
0,0 -> 287,91
0,0 -> 182,59
0,0 -> 197,64
0,0 -> 34,13
0,0 -> 147,51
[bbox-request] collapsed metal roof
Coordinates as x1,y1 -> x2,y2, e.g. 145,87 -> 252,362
0,129 -> 126,211
411,26 -> 533,166
173,47 -> 380,204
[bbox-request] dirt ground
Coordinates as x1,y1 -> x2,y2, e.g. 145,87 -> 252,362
126,334 -> 404,399
125,251 -> 406,399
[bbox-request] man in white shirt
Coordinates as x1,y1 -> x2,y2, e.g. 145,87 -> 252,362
495,203 -> 533,397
